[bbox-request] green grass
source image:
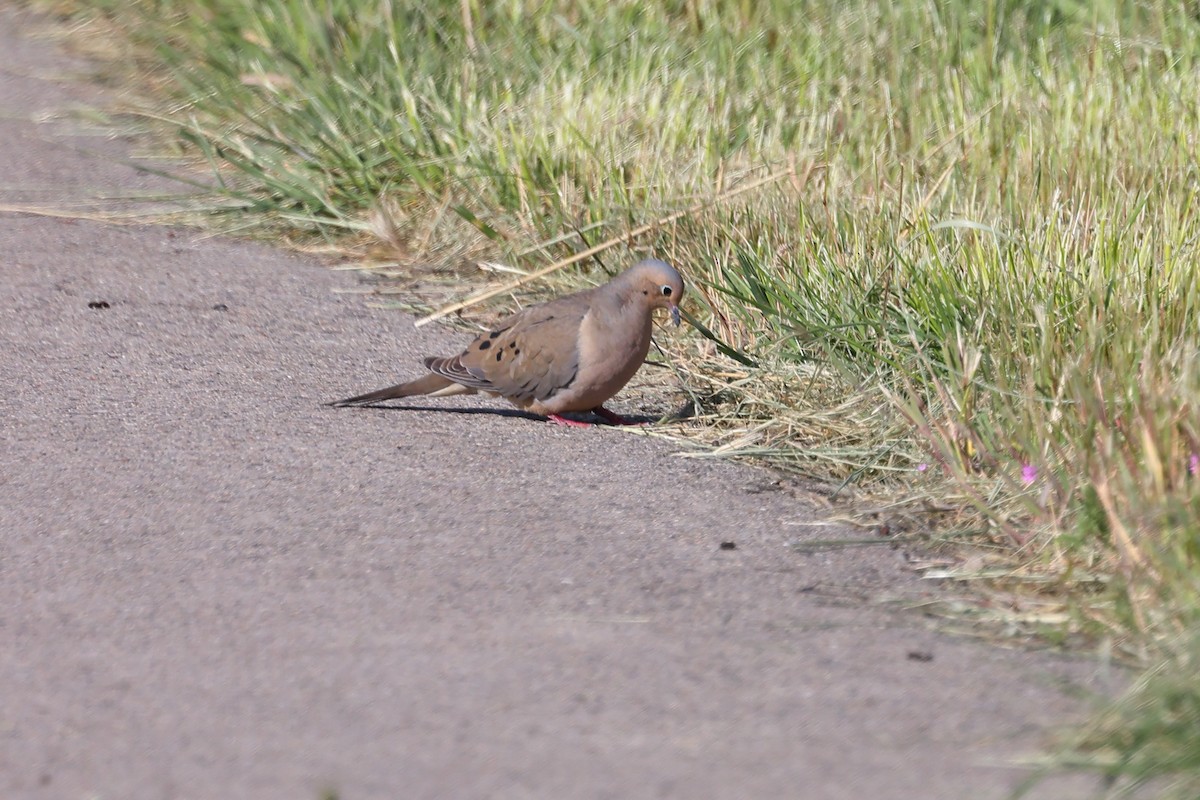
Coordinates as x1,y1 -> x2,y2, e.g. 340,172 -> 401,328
36,0 -> 1200,791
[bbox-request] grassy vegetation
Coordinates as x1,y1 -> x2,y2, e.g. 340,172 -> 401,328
33,0 -> 1200,792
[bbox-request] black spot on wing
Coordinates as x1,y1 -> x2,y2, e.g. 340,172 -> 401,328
478,340 -> 491,350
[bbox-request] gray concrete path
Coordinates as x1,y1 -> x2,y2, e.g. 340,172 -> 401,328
1,7 -> 1110,799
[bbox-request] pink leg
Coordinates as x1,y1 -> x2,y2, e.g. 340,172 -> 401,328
592,406 -> 646,426
547,413 -> 596,428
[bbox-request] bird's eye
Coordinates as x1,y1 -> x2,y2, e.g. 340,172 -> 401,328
660,285 -> 673,297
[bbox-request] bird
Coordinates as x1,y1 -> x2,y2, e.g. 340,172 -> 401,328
331,258 -> 684,427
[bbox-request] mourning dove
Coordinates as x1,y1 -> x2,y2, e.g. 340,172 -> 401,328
332,259 -> 685,426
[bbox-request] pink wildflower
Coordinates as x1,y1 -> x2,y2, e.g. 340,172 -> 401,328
1021,464 -> 1038,485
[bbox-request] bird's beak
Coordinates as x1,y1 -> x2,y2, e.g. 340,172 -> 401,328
669,304 -> 681,327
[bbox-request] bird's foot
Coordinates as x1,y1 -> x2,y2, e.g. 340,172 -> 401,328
592,406 -> 646,426
547,413 -> 596,428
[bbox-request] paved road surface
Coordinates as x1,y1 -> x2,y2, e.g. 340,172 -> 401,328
0,7 -> 1112,799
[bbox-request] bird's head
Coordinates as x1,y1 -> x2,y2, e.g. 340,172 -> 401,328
625,258 -> 684,326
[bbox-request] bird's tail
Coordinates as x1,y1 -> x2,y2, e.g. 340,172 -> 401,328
329,373 -> 462,407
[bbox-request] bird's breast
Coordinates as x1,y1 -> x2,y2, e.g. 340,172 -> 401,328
539,307 -> 652,413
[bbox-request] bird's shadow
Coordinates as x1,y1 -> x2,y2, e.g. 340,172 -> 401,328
326,402 -> 687,426
333,402 -> 546,422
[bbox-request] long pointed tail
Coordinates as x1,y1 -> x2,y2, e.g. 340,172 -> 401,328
329,373 -> 457,407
